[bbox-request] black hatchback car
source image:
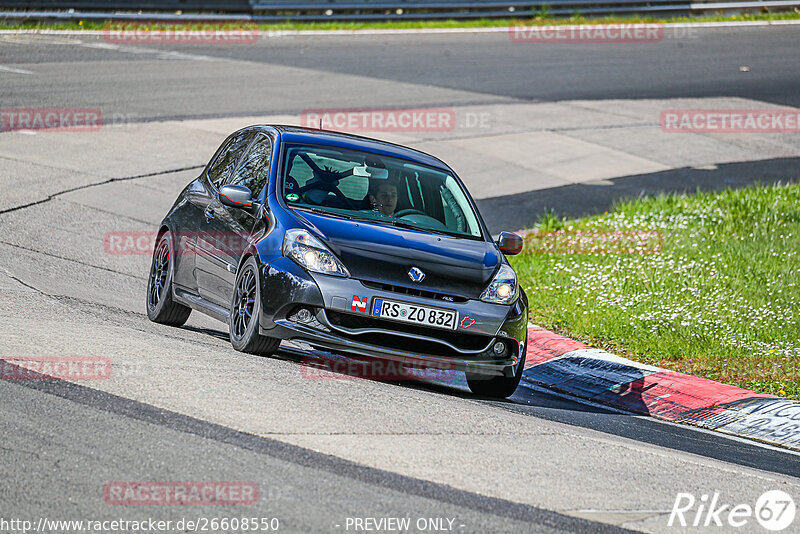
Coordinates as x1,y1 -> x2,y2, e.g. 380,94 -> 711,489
147,125 -> 527,397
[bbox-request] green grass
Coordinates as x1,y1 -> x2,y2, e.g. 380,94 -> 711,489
1,11 -> 799,31
510,183 -> 800,400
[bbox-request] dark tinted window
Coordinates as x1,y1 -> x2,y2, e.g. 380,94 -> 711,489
207,131 -> 252,187
228,134 -> 272,197
281,144 -> 482,238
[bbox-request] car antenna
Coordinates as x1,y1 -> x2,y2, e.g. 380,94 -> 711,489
319,118 -> 324,130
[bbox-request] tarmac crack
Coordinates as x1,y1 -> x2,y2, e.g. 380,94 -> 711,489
0,240 -> 145,281
0,267 -> 230,351
0,164 -> 204,216
0,266 -> 51,297
0,445 -> 41,459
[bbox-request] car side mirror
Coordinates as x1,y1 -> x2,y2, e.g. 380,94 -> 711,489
218,185 -> 256,214
497,232 -> 523,255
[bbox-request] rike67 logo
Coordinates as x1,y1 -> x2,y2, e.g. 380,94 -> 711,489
669,490 -> 796,531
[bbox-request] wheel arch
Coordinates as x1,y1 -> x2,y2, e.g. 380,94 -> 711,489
156,224 -> 170,243
154,222 -> 180,299
236,244 -> 261,274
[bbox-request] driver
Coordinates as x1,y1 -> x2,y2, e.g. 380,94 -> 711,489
368,179 -> 398,217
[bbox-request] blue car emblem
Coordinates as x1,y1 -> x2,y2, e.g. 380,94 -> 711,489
408,267 -> 425,283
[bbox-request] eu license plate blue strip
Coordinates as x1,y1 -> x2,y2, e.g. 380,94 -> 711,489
372,298 -> 384,317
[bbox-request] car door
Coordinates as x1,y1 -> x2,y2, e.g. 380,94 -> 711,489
193,130 -> 254,306
211,133 -> 275,306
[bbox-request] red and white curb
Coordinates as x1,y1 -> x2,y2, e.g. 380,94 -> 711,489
523,324 -> 800,452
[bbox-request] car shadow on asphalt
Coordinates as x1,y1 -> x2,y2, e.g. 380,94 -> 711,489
180,325 -> 230,342
170,294 -> 799,476
270,343 -> 647,415
243,345 -> 800,477
478,156 -> 800,233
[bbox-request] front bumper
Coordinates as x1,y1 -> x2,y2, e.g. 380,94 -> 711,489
258,257 -> 528,377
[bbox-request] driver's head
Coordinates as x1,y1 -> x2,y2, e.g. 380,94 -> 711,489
368,179 -> 398,216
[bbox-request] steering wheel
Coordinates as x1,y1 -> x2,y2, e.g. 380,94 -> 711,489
330,188 -> 359,211
394,209 -> 428,218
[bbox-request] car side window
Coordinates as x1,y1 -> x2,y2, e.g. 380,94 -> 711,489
207,132 -> 252,188
228,134 -> 272,197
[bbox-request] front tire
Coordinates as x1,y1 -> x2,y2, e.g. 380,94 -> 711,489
147,231 -> 191,326
229,256 -> 280,356
466,350 -> 526,399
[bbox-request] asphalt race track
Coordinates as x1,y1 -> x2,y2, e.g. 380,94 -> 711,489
1,26 -> 800,533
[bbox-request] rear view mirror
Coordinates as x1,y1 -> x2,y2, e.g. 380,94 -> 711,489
366,167 -> 389,179
352,165 -> 389,179
219,184 -> 255,212
497,232 -> 523,255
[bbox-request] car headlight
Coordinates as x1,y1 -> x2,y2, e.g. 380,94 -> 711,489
283,229 -> 349,277
480,264 -> 517,304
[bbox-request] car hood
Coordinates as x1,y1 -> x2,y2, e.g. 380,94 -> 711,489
294,210 -> 501,299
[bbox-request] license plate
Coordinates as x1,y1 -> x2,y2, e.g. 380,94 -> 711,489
371,298 -> 458,330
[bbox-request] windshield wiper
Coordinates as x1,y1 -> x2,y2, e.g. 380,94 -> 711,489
294,206 -> 354,220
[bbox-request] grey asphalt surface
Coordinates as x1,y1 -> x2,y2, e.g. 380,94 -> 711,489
3,27 -> 799,232
0,376 -> 611,534
190,26 -> 800,108
1,27 -> 800,533
2,26 -> 800,119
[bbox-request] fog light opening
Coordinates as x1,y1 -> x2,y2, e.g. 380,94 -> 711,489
296,308 -> 313,323
493,341 -> 506,356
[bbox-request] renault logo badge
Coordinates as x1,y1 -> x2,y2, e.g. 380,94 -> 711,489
408,267 -> 425,283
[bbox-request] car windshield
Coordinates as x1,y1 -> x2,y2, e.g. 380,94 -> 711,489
280,144 -> 483,239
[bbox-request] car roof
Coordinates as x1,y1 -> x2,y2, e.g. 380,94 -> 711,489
259,125 -> 452,172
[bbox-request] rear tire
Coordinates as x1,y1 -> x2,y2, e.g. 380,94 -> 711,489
146,231 -> 191,326
229,256 -> 280,356
466,350 -> 526,399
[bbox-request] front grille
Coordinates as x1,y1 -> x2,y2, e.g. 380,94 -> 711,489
361,281 -> 468,303
325,310 -> 492,355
